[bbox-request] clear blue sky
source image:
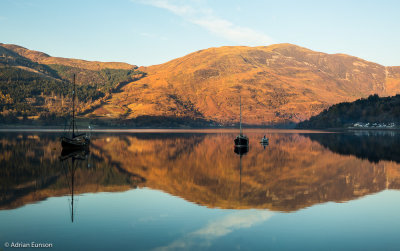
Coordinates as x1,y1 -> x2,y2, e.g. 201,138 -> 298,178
1,0 -> 399,66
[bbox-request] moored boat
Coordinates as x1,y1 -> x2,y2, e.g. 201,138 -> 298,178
234,96 -> 249,147
61,74 -> 90,150
61,133 -> 90,149
260,135 -> 269,145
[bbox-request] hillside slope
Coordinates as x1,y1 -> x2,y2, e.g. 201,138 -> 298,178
0,43 -> 135,71
94,44 -> 400,125
2,43 -> 400,126
0,43 -> 143,121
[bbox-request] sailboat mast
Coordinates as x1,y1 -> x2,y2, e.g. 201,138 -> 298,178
239,154 -> 242,199
71,157 -> 75,223
72,74 -> 75,138
240,96 -> 242,136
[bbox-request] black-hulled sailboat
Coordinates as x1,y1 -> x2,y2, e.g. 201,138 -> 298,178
61,74 -> 90,150
234,96 -> 249,148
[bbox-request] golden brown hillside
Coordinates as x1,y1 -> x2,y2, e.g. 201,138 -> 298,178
0,43 -> 135,71
94,44 -> 400,125
3,42 -> 400,126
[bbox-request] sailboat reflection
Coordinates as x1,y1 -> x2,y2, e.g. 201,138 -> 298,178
234,145 -> 248,200
234,145 -> 249,156
59,149 -> 90,223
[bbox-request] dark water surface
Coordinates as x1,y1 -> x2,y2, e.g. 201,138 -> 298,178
1,129 -> 400,250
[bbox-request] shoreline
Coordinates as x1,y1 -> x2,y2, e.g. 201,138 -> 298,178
3,125 -> 400,133
0,127 -> 332,134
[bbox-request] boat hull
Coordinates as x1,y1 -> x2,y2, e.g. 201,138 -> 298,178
234,135 -> 249,147
61,136 -> 90,150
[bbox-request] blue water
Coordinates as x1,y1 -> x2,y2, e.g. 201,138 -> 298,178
1,130 -> 400,250
1,189 -> 400,251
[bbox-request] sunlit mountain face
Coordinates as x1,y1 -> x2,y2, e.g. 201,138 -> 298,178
2,130 -> 400,212
95,44 -> 400,125
3,42 -> 400,126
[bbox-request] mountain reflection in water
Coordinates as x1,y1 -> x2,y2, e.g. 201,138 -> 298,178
1,131 -> 400,213
305,130 -> 400,163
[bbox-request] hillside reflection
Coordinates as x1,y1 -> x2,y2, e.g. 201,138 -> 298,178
0,133 -> 144,210
305,131 -> 400,163
1,131 -> 400,212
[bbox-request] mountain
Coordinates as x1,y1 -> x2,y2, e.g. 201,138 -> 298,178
2,42 -> 400,126
92,44 -> 400,125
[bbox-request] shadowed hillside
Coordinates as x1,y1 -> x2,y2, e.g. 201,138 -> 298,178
0,43 -> 145,123
297,94 -> 400,129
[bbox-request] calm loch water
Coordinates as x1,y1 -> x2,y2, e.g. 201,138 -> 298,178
1,129 -> 400,250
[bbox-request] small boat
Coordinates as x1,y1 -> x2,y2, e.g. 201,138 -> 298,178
61,74 -> 90,150
260,135 -> 269,145
234,96 -> 249,147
